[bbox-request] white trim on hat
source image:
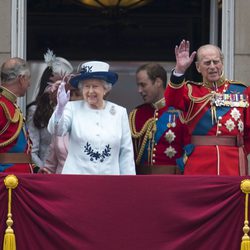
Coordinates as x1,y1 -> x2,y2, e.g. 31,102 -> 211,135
79,61 -> 110,73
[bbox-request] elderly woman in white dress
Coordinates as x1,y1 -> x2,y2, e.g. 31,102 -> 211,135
47,61 -> 136,175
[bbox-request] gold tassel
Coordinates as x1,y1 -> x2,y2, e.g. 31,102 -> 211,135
241,179 -> 250,250
3,175 -> 19,250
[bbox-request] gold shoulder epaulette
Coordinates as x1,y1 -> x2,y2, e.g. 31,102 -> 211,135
187,81 -> 203,86
129,108 -> 156,165
129,108 -> 155,138
0,103 -> 23,147
228,80 -> 248,87
0,101 -> 20,123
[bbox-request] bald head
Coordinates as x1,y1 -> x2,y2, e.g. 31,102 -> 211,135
196,44 -> 224,63
0,57 -> 31,96
195,44 -> 224,84
1,57 -> 30,83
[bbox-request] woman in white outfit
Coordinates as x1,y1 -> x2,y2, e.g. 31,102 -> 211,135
47,61 -> 136,175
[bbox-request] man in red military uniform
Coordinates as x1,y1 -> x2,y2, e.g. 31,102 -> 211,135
129,63 -> 189,174
0,57 -> 34,173
164,40 -> 250,176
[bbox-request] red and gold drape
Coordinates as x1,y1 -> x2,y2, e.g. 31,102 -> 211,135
0,174 -> 248,250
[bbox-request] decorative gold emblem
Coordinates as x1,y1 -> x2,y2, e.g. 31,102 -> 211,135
164,129 -> 176,143
225,119 -> 236,132
230,108 -> 241,121
238,119 -> 244,133
164,146 -> 177,158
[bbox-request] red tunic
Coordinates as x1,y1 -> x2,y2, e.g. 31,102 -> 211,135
164,76 -> 250,176
129,99 -> 189,174
0,86 -> 33,173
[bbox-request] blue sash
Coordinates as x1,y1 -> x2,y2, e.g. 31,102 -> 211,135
140,107 -> 179,164
0,129 -> 28,172
193,84 -> 246,135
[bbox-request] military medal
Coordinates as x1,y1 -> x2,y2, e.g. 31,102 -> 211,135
167,115 -> 171,128
224,94 -> 230,106
167,114 -> 177,128
172,114 -> 176,127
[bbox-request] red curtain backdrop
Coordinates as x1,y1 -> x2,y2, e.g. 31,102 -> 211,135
0,174 -> 247,250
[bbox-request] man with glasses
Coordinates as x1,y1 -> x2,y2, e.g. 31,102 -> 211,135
0,57 -> 34,173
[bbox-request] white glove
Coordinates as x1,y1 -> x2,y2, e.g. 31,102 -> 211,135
55,81 -> 70,120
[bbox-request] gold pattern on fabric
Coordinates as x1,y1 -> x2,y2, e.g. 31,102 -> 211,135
179,77 -> 239,124
240,179 -> 250,250
0,113 -> 23,148
180,84 -> 212,124
129,109 -> 156,165
3,175 -> 19,250
169,80 -> 185,89
0,87 -> 17,103
153,98 -> 165,110
203,75 -> 226,89
0,102 -> 20,123
228,79 -> 248,87
0,120 -> 11,136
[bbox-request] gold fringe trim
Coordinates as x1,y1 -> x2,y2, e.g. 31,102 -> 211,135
168,80 -> 185,89
186,84 -> 213,122
0,120 -> 11,136
0,112 -> 23,148
0,102 -> 20,123
129,109 -> 155,165
3,175 -> 19,250
241,179 -> 250,250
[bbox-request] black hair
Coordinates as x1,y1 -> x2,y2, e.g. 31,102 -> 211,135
26,66 -> 55,129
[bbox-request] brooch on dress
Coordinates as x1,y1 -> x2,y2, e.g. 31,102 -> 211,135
110,105 -> 116,115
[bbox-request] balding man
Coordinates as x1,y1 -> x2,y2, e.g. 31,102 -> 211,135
0,57 -> 34,173
164,40 -> 250,176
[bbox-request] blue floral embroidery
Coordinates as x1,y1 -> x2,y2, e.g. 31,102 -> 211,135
84,142 -> 111,162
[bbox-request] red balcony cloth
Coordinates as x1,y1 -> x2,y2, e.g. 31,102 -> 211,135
0,174 -> 246,250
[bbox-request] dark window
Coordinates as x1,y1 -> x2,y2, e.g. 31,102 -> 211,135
27,0 -> 211,81
27,0 -> 210,60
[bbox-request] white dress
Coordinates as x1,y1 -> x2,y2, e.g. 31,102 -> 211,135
47,100 -> 136,175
